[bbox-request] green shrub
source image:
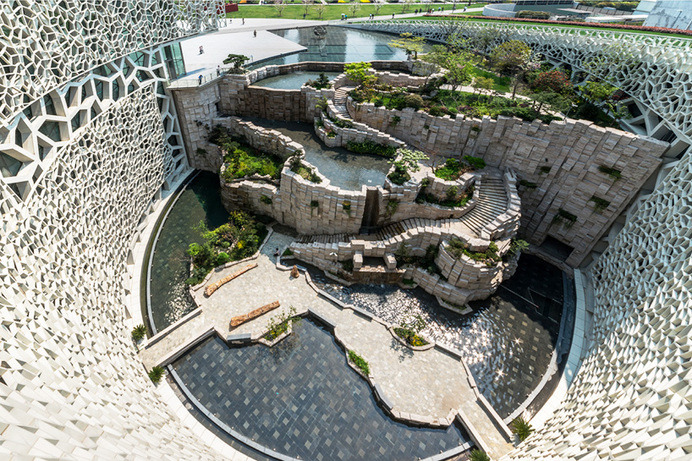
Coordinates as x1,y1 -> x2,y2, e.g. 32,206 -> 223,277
342,201 -> 351,214
186,212 -> 267,285
386,199 -> 399,217
387,161 -> 411,185
511,416 -> 534,442
131,324 -> 147,341
463,155 -> 486,170
552,208 -> 577,227
148,366 -> 165,384
417,184 -> 474,208
435,158 -> 467,181
402,93 -> 424,110
446,186 -> 458,201
589,195 -> 610,212
539,166 -> 551,175
345,140 -> 397,158
264,307 -> 298,341
347,350 -> 370,376
519,179 -> 537,189
393,327 -> 428,347
507,239 -> 529,258
212,128 -> 283,181
260,194 -> 272,205
390,115 -> 401,126
469,449 -> 491,461
446,238 -> 501,266
516,10 -> 550,19
598,164 -> 622,180
341,259 -> 354,272
310,200 -> 319,208
290,158 -> 322,183
282,248 -> 294,257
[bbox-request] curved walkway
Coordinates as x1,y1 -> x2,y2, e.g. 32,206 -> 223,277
139,230 -> 513,459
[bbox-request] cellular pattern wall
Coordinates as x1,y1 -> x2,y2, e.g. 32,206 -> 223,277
0,86 -> 218,459
505,152 -> 692,458
0,0 -> 218,124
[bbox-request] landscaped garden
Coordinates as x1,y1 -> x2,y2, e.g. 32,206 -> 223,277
186,211 -> 268,285
209,126 -> 284,181
346,36 -> 628,128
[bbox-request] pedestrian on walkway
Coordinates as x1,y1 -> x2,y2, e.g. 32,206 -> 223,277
463,6 -> 467,12
392,13 -> 395,18
199,45 -> 204,54
253,30 -> 257,37
242,18 -> 245,24
216,65 -> 220,77
198,74 -> 203,85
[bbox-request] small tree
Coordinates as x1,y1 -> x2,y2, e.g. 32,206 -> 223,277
148,366 -> 165,384
223,53 -> 250,73
511,416 -> 534,442
490,40 -> 539,98
469,449 -> 491,461
302,0 -> 312,17
530,70 -> 573,95
344,62 -> 377,88
374,2 -> 383,15
314,3 -> 326,19
131,324 -> 147,342
273,0 -> 286,17
401,0 -> 416,13
531,91 -> 572,114
583,80 -> 630,120
390,32 -> 426,60
348,2 -> 361,17
472,76 -> 495,101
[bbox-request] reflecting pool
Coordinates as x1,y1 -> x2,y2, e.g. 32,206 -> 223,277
253,26 -> 413,67
247,118 -> 390,190
171,318 -> 469,460
252,71 -> 341,90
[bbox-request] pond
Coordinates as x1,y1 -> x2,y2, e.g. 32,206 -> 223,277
251,71 -> 341,90
148,172 -> 228,332
252,26 -> 413,67
170,317 -> 470,460
246,118 -> 391,190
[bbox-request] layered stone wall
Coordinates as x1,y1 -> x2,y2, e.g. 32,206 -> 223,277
505,113 -> 692,461
349,100 -> 667,266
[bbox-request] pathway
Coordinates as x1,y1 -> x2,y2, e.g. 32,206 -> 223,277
138,230 -> 513,459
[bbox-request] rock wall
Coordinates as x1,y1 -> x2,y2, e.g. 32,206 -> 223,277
349,100 -> 667,266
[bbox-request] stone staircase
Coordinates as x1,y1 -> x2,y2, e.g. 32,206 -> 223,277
332,86 -> 354,117
297,172 -> 510,247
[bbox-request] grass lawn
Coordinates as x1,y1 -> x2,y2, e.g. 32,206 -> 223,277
468,64 -> 510,92
227,3 -> 486,20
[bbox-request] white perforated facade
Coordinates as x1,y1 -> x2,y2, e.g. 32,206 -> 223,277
0,5 -> 690,460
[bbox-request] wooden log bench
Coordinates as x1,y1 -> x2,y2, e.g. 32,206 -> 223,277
205,262 -> 258,297
229,301 -> 280,328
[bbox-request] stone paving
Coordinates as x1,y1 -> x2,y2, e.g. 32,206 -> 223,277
139,230 -> 513,458
309,253 -> 565,419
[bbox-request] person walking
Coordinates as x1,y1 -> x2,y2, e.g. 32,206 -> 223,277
253,29 -> 257,37
199,45 -> 204,54
242,17 -> 245,25
198,74 -> 203,85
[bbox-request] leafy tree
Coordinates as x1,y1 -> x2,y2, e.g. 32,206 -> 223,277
490,40 -> 539,98
390,33 -> 426,60
344,62 -> 377,87
472,76 -> 495,101
511,416 -> 534,442
223,54 -> 249,72
530,91 -> 572,114
530,70 -> 573,95
424,46 -> 473,92
148,366 -> 165,384
582,80 -> 630,120
131,324 -> 147,341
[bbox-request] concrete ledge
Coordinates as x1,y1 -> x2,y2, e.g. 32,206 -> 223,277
155,327 -> 216,368
226,332 -> 253,343
144,307 -> 203,348
388,326 -> 435,351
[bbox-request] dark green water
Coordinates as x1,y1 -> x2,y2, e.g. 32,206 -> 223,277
148,172 -> 229,331
252,71 -> 340,90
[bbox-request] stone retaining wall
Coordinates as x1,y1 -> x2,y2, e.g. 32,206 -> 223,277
348,99 -> 667,266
